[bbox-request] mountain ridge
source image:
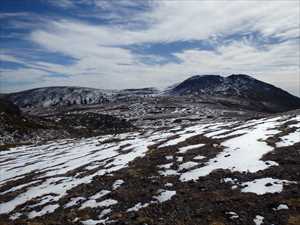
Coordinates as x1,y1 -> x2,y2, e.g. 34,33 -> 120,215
2,74 -> 300,113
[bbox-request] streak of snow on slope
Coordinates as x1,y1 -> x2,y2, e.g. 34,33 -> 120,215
78,190 -> 112,210
158,133 -> 196,148
127,189 -> 177,212
158,163 -> 173,169
127,202 -> 150,212
159,169 -> 179,176
158,124 -> 212,148
65,197 -> 86,208
226,211 -> 239,219
178,161 -> 198,171
275,115 -> 300,147
81,219 -> 107,225
194,155 -> 205,160
277,129 -> 300,147
178,143 -> 205,154
80,199 -> 118,210
81,208 -> 113,225
204,121 -> 240,138
28,204 -> 59,219
0,180 -> 40,195
90,190 -> 111,200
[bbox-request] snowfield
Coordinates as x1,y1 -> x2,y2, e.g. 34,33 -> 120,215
0,130 -> 172,216
0,114 -> 299,224
180,117 -> 282,181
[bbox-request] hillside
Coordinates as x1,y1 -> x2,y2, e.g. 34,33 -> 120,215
0,112 -> 299,225
168,74 -> 300,112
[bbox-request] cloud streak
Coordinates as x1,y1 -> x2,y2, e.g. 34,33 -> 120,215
0,0 -> 299,96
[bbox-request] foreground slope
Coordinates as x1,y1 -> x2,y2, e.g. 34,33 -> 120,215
0,112 -> 299,225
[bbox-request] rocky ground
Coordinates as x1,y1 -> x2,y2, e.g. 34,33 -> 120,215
0,109 -> 299,225
0,99 -> 135,147
1,94 -> 266,147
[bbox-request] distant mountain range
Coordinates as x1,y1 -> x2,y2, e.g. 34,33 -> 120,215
2,74 -> 300,113
4,86 -> 159,109
5,86 -> 113,108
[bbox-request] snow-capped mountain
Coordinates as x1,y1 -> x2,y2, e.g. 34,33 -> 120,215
6,86 -> 114,108
168,74 -> 300,112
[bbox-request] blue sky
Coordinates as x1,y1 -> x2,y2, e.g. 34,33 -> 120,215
0,0 -> 299,96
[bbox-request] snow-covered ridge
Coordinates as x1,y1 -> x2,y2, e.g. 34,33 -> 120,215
6,86 -> 159,108
7,86 -> 114,108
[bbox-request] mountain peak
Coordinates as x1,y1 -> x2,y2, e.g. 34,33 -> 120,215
168,74 -> 300,112
187,74 -> 222,80
227,74 -> 255,80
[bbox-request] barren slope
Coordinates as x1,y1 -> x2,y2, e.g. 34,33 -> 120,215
0,113 -> 299,225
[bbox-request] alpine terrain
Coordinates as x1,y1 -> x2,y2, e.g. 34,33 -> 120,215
0,75 -> 299,225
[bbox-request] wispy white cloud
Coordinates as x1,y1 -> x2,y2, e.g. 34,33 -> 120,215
30,1 -> 300,45
0,12 -> 31,19
1,0 -> 299,96
0,54 -> 25,65
45,0 -> 75,9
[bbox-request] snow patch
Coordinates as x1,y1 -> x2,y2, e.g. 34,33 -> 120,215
274,204 -> 289,210
154,190 -> 176,203
193,155 -> 205,160
178,161 -> 198,171
226,211 -> 239,219
276,129 -> 300,147
241,178 -> 296,195
28,204 -> 59,218
253,215 -> 264,225
165,155 -> 174,160
180,117 -> 283,181
112,180 -> 124,190
159,169 -> 179,176
80,199 -> 117,210
127,202 -> 150,212
176,156 -> 183,162
158,163 -> 173,169
65,197 -> 86,208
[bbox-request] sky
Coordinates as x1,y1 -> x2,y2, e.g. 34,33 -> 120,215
0,0 -> 299,96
